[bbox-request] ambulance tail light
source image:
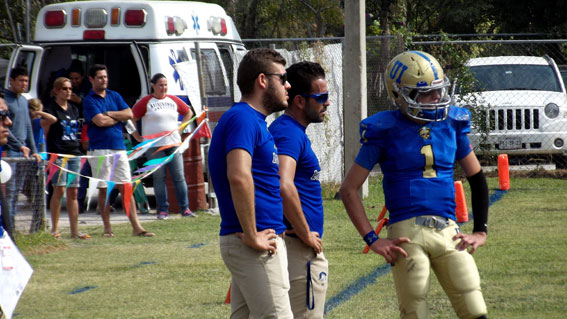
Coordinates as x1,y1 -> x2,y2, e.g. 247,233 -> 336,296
166,17 -> 175,35
85,8 -> 108,28
83,30 -> 105,40
71,9 -> 81,27
220,18 -> 227,36
208,17 -> 227,36
111,8 -> 121,26
125,9 -> 147,27
165,16 -> 186,35
44,10 -> 66,28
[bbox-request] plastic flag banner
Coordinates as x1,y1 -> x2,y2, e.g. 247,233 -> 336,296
122,182 -> 133,217
152,143 -> 181,155
95,156 -> 104,179
108,153 -> 120,181
104,181 -> 116,210
46,153 -> 58,172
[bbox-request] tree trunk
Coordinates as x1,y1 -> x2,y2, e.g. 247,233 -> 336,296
5,0 -> 19,42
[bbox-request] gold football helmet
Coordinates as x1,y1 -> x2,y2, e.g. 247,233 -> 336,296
385,51 -> 451,122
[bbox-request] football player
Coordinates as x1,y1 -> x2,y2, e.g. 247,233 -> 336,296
340,50 -> 489,319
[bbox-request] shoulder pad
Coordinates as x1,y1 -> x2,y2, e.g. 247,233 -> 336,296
448,106 -> 472,133
359,111 -> 397,144
448,106 -> 471,122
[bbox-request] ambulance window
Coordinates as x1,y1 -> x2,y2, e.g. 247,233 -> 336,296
191,49 -> 227,96
218,46 -> 234,98
176,49 -> 189,62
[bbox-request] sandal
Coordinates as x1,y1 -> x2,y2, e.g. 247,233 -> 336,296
133,230 -> 155,237
51,232 -> 61,240
103,232 -> 115,238
78,233 -> 91,239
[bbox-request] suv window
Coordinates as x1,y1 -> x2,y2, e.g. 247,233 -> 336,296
559,66 -> 567,87
469,64 -> 562,92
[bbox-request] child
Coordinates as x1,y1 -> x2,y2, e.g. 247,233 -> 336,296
28,98 -> 56,153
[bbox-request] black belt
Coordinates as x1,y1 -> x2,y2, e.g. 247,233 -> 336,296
415,216 -> 450,230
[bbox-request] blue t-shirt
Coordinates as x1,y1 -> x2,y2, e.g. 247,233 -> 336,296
32,118 -> 45,153
269,114 -> 324,238
208,102 -> 285,235
355,106 -> 473,225
83,89 -> 128,150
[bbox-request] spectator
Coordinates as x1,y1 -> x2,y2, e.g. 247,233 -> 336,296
83,64 -> 154,237
28,98 -> 56,153
67,60 -> 91,117
45,77 -> 88,239
340,51 -> 489,318
0,94 -> 14,237
4,66 -> 42,226
131,73 -> 195,220
208,48 -> 293,318
269,61 -> 330,318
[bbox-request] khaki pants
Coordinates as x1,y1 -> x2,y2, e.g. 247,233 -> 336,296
285,236 -> 328,319
388,217 -> 487,319
220,234 -> 293,319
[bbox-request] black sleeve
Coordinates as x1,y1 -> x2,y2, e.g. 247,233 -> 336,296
467,170 -> 489,233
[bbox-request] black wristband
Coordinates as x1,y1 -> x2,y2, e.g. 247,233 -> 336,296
467,169 -> 489,233
363,230 -> 379,246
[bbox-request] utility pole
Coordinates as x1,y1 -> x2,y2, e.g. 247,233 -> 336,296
343,0 -> 368,197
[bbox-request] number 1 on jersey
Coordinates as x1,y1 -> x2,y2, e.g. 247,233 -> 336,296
420,144 -> 437,178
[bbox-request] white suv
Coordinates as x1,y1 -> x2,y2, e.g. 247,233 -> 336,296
454,55 -> 567,168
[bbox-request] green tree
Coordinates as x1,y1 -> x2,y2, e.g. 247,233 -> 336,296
212,0 -> 343,39
0,0 -> 62,43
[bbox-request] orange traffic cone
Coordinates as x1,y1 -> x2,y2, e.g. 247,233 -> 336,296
498,154 -> 510,190
454,181 -> 468,223
363,205 -> 388,254
225,283 -> 231,304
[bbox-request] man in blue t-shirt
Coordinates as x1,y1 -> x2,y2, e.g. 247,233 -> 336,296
208,48 -> 293,318
340,51 -> 489,319
269,62 -> 329,319
83,64 -> 153,238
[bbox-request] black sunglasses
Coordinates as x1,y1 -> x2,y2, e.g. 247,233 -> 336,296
0,110 -> 10,122
301,92 -> 329,104
264,73 -> 287,85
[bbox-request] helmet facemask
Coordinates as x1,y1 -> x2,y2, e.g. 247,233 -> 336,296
399,77 -> 451,122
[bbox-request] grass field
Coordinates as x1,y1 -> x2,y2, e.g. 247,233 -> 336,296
10,176 -> 567,318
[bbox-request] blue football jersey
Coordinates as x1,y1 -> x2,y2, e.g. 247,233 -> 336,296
269,114 -> 325,238
208,102 -> 286,235
355,106 -> 473,225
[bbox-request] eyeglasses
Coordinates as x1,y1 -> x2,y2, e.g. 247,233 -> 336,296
264,73 -> 287,85
0,110 -> 10,122
301,92 -> 329,104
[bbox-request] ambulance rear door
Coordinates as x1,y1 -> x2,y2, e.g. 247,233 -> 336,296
5,45 -> 43,99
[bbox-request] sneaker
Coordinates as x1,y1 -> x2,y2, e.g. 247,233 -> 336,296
157,212 -> 169,220
182,209 -> 197,217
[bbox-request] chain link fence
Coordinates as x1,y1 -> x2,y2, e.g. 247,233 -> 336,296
1,158 -> 46,235
245,36 -> 567,173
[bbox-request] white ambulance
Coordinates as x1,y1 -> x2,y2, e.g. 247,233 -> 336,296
4,0 -> 245,122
